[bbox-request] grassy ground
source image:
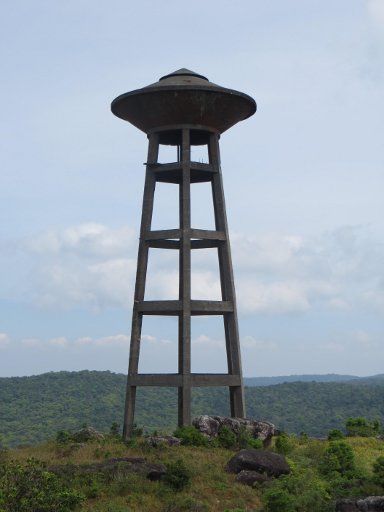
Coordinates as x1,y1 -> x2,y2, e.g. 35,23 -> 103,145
3,435 -> 384,512
7,439 -> 262,512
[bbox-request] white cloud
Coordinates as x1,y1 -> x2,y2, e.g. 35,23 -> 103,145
350,329 -> 379,349
21,338 -> 42,348
48,336 -> 68,347
193,334 -> 224,347
242,335 -> 278,351
238,280 -> 310,314
75,334 -> 130,347
368,0 -> 384,26
0,333 -> 10,348
141,334 -> 172,345
5,223 -> 384,318
27,223 -> 135,259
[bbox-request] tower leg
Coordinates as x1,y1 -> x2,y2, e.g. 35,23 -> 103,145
209,134 -> 246,418
123,134 -> 159,440
178,128 -> 192,426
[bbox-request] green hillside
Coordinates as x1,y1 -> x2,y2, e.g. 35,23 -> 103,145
1,371 -> 384,446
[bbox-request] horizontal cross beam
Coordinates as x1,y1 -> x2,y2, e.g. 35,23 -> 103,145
136,300 -> 234,315
128,373 -> 242,387
144,229 -> 226,242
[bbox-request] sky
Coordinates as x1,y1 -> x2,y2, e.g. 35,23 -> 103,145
0,0 -> 383,377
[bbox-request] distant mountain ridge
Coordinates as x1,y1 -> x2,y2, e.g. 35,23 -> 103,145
1,370 -> 384,446
244,373 -> 384,386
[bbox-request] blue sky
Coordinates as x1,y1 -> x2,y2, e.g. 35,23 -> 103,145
0,0 -> 383,377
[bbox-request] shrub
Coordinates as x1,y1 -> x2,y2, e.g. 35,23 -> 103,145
163,459 -> 191,491
319,441 -> 356,477
263,488 -> 296,512
328,429 -> 345,441
237,426 -> 263,450
247,438 -> 263,449
131,423 -> 143,437
264,469 -> 332,512
217,426 -> 237,449
174,426 -> 208,447
275,433 -> 294,455
0,458 -> 84,512
345,417 -> 380,437
373,456 -> 384,487
56,430 -> 72,444
109,422 -> 120,437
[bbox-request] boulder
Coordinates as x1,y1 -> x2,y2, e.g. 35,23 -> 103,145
226,449 -> 290,477
357,497 -> 384,511
192,415 -> 276,445
336,501 -> 359,512
336,497 -> 384,511
146,435 -> 181,447
235,469 -> 269,486
71,426 -> 104,443
49,457 -> 166,481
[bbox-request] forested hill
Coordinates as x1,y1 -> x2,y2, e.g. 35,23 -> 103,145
244,374 -> 359,386
1,370 -> 384,446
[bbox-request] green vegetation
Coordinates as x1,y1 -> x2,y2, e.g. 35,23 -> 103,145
1,418 -> 384,512
163,459 -> 191,491
173,426 -> 208,447
275,433 -> 295,456
0,458 -> 84,512
1,371 -> 384,447
327,429 -> 344,441
345,417 -> 381,437
318,441 -> 356,477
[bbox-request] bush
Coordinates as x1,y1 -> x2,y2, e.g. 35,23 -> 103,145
247,438 -> 263,449
174,426 -> 208,447
328,429 -> 345,441
131,424 -> 143,437
163,459 -> 191,491
217,426 -> 237,449
264,469 -> 332,512
109,422 -> 120,437
373,456 -> 384,487
345,417 -> 380,437
275,433 -> 294,455
56,430 -> 72,444
319,441 -> 356,477
237,426 -> 263,450
0,458 -> 84,512
264,488 -> 296,512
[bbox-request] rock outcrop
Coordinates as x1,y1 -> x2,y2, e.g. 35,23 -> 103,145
145,435 -> 181,447
71,426 -> 104,443
226,449 -> 290,477
336,497 -> 384,511
192,415 -> 276,445
235,469 -> 269,486
49,457 -> 166,481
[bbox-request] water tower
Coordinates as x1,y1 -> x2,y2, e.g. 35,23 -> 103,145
111,68 -> 256,438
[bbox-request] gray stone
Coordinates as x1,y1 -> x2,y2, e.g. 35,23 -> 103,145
336,497 -> 384,511
226,449 -> 290,477
192,415 -> 276,445
146,435 -> 181,447
357,496 -> 384,511
71,426 -> 104,443
49,457 -> 166,481
235,470 -> 269,486
336,500 -> 359,512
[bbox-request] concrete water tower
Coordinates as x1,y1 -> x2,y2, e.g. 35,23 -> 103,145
111,68 -> 256,439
